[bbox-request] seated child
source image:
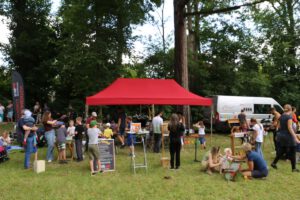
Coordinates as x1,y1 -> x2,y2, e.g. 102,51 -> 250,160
0,131 -> 11,150
194,120 -> 206,149
0,138 -> 9,162
102,123 -> 113,139
220,148 -> 234,173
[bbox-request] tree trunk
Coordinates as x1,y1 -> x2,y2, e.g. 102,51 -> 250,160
174,0 -> 190,129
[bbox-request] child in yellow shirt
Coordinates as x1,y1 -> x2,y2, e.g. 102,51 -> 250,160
103,123 -> 113,139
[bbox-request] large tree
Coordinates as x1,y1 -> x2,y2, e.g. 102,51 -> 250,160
2,0 -> 58,107
252,0 -> 300,107
173,0 -> 268,127
54,0 -> 161,111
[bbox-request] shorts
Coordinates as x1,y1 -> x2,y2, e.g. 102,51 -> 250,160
7,111 -> 13,119
127,134 -> 136,146
252,169 -> 268,178
199,136 -> 206,144
58,143 -> 66,150
88,144 -> 100,160
119,128 -> 126,136
33,146 -> 37,153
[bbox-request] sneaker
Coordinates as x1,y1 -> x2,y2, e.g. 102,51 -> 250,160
271,163 -> 277,169
120,144 -> 126,149
47,160 -> 52,163
175,166 -> 180,170
169,167 -> 175,170
292,169 -> 300,172
91,171 -> 97,176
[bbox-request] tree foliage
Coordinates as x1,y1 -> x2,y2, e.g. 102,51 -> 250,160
1,0 -> 58,107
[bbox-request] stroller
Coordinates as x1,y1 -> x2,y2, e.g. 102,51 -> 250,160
0,140 -> 9,163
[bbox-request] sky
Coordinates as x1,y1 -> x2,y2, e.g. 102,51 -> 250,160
0,0 -> 174,66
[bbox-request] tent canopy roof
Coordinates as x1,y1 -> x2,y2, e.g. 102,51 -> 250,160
86,78 -> 212,106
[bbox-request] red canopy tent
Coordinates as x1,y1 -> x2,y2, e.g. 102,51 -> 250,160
86,78 -> 212,106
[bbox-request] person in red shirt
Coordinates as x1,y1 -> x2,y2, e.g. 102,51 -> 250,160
86,112 -> 98,129
292,107 -> 298,123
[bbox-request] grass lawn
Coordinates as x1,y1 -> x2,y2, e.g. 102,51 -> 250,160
1,123 -> 300,200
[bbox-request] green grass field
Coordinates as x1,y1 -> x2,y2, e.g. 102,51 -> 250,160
1,123 -> 300,200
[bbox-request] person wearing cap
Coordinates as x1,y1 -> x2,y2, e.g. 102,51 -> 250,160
86,112 -> 98,129
102,123 -> 113,139
236,143 -> 268,179
87,120 -> 102,175
271,104 -> 300,172
20,109 -> 38,169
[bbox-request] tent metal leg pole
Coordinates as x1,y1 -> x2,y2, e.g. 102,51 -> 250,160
85,105 -> 89,121
194,137 -> 200,162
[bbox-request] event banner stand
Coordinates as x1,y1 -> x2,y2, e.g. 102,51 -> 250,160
96,139 -> 116,172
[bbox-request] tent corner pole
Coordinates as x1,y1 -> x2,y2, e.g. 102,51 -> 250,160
151,104 -> 155,119
85,104 -> 89,121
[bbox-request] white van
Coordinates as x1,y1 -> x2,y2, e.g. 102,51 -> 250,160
211,95 -> 283,131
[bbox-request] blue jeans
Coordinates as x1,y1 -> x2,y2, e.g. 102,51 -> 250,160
24,136 -> 35,168
45,130 -> 55,161
153,134 -> 162,153
255,142 -> 264,159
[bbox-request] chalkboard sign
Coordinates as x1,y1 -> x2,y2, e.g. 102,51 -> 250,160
98,139 -> 115,171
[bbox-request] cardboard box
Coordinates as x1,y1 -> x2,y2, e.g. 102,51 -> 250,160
33,160 -> 45,173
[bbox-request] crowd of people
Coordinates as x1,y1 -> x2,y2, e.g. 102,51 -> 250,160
1,101 -> 299,179
0,100 -> 14,123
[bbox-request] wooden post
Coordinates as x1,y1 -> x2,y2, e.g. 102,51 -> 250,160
231,135 -> 235,155
151,104 -> 155,119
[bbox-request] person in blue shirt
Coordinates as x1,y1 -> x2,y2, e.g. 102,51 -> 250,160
237,143 -> 268,179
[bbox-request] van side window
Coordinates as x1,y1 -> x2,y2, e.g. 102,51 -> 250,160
274,105 -> 283,114
254,104 -> 271,114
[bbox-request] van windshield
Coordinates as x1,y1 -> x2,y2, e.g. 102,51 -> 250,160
254,104 -> 271,114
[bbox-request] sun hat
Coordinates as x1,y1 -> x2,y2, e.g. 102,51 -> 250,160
24,109 -> 32,118
90,120 -> 97,127
91,112 -> 97,117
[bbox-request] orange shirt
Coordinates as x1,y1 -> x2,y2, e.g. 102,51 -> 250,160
292,113 -> 298,123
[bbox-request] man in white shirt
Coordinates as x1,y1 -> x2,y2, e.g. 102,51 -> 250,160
251,118 -> 264,158
152,111 -> 163,153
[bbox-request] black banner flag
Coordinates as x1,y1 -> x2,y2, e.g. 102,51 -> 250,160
12,71 -> 25,121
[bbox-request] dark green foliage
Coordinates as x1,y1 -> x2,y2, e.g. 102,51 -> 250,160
53,0 -> 161,112
2,0 -> 58,107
